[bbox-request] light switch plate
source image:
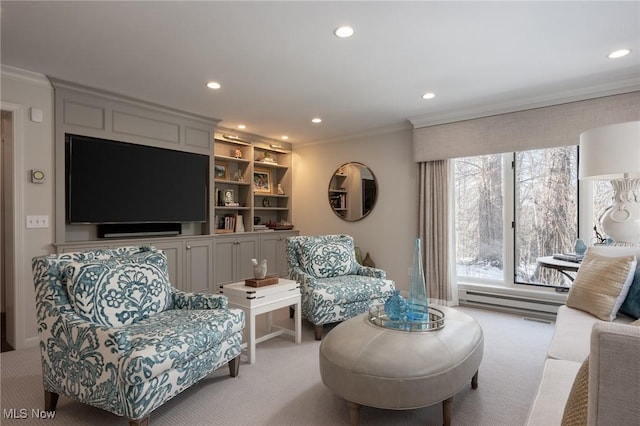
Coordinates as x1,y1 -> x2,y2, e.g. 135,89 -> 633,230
26,215 -> 49,229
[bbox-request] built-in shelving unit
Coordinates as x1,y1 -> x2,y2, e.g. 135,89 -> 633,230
213,131 -> 293,233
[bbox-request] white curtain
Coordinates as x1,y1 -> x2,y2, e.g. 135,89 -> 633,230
418,160 -> 456,305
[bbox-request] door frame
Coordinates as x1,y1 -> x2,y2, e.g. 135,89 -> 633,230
1,102 -> 26,350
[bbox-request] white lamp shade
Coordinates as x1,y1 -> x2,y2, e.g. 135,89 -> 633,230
579,121 -> 640,180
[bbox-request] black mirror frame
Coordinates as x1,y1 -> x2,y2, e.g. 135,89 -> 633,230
328,162 -> 378,222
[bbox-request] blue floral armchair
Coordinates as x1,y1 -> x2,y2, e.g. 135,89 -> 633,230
31,246 -> 245,425
286,235 -> 395,340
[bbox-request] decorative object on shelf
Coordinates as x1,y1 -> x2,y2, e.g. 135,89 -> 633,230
214,162 -> 228,180
262,198 -> 272,207
263,152 -> 277,164
235,215 -> 245,232
233,170 -> 243,182
579,121 -> 640,245
253,168 -> 272,193
223,189 -> 234,205
277,184 -> 285,195
265,220 -> 294,230
384,290 -> 408,321
574,238 -> 587,255
407,238 -> 429,321
251,258 -> 268,279
254,216 -> 261,225
234,147 -> 243,159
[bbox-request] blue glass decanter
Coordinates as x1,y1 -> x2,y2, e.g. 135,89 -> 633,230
407,238 -> 429,321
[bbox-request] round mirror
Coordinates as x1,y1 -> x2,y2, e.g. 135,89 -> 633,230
328,162 -> 378,221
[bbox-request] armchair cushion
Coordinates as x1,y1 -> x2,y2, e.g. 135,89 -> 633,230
311,275 -> 395,305
64,260 -> 172,327
118,308 -> 244,385
298,238 -> 358,278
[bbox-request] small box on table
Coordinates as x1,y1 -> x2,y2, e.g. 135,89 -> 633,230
245,275 -> 279,287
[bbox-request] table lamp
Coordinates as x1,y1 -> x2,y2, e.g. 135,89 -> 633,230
579,121 -> 640,245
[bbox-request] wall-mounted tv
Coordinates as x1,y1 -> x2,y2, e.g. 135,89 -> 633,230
66,134 -> 209,224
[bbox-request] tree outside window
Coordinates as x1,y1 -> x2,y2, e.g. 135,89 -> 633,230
455,146 -> 582,289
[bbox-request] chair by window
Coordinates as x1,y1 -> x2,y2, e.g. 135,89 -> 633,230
286,235 -> 395,340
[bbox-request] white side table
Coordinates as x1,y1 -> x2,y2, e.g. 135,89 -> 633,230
222,278 -> 301,364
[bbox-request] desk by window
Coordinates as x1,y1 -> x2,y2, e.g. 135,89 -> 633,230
536,256 -> 580,285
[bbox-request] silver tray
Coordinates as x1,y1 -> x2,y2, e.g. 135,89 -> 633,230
368,305 -> 445,332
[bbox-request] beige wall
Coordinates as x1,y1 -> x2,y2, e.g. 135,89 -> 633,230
1,65 -> 419,348
292,125 -> 418,291
1,67 -> 55,348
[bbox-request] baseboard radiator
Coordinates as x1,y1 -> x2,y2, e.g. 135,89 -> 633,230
458,288 -> 562,321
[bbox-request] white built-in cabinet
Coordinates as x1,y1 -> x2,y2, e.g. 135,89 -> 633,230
52,80 -> 298,295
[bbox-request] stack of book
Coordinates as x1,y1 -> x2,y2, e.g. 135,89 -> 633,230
214,214 -> 237,234
253,224 -> 270,231
552,253 -> 584,263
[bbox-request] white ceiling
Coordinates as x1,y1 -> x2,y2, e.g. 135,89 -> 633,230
2,1 -> 639,144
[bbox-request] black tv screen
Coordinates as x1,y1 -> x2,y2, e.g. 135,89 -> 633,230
66,134 -> 209,224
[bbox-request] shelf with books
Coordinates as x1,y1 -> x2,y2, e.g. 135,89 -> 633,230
214,128 -> 293,233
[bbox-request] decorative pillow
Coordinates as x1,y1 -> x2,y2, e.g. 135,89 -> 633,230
566,252 -> 637,321
298,238 -> 358,278
561,357 -> 589,426
619,263 -> 640,319
64,259 -> 172,327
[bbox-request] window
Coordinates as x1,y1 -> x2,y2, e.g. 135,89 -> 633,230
514,147 -> 578,288
454,154 -> 504,280
455,146 -> 583,289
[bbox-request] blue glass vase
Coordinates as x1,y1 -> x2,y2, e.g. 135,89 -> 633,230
407,238 -> 429,321
384,290 -> 408,321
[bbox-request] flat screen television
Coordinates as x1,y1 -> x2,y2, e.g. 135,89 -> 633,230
66,134 -> 209,224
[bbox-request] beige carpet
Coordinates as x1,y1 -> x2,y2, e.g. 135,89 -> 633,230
0,306 -> 554,425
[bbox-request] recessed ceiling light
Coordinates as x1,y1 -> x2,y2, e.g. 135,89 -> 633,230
237,124 -> 246,130
281,135 -> 289,140
206,81 -> 221,90
608,49 -> 631,59
334,26 -> 354,38
312,118 -> 322,124
422,92 -> 436,100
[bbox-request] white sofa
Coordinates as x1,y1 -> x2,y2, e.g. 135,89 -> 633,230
525,246 -> 640,425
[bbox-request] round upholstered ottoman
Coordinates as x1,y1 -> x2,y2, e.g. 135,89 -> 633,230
319,306 -> 483,426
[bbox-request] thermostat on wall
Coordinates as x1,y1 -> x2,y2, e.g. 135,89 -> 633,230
31,169 -> 46,183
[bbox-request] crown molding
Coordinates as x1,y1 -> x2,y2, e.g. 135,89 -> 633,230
299,121 -> 413,148
1,65 -> 51,87
409,77 -> 640,129
49,77 -> 221,125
